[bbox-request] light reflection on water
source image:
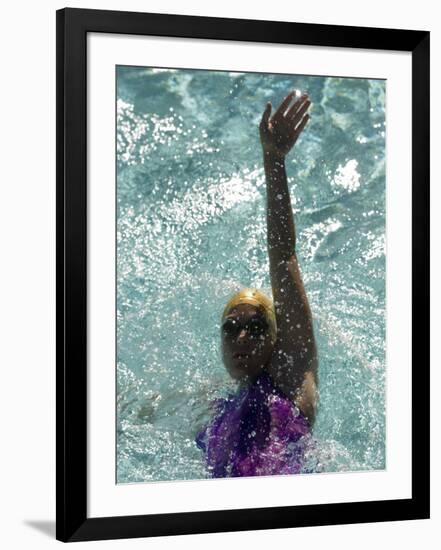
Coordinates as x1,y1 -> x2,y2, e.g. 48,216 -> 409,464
116,67 -> 386,483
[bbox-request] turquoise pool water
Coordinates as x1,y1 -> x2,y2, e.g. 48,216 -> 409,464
116,66 -> 386,483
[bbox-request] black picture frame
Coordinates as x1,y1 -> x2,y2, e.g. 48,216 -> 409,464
56,7 -> 430,543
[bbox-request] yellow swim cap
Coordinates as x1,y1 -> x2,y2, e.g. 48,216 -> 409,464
222,288 -> 277,342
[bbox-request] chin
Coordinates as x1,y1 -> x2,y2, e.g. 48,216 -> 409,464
228,360 -> 262,381
228,369 -> 244,381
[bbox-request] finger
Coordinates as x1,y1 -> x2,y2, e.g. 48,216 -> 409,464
289,103 -> 311,135
287,96 -> 310,124
294,113 -> 310,136
259,102 -> 272,132
272,90 -> 297,122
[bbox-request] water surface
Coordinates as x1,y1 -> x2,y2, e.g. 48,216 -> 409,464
116,67 -> 386,483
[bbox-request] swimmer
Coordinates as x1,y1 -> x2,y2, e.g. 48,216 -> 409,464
196,90 -> 318,477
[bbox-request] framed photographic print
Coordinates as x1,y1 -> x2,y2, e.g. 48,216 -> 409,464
56,7 -> 430,542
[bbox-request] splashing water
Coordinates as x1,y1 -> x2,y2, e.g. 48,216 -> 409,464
116,67 -> 386,483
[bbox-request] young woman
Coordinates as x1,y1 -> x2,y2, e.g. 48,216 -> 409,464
196,90 -> 318,478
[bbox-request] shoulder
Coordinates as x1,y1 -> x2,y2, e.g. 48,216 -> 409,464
262,372 -> 314,439
293,371 -> 318,426
266,362 -> 318,426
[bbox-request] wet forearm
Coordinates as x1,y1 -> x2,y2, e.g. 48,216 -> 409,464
264,152 -> 296,260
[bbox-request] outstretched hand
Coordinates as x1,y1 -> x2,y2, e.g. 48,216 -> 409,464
259,90 -> 311,160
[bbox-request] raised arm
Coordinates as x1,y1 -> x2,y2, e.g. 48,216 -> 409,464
259,90 -> 318,425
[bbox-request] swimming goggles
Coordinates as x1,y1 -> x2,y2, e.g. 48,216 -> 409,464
221,316 -> 269,338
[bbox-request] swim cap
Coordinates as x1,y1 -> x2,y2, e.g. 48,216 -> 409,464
222,288 -> 277,342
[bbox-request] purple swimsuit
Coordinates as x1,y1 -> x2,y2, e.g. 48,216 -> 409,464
195,371 -> 311,478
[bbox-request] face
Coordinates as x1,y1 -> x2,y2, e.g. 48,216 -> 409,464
221,303 -> 275,383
